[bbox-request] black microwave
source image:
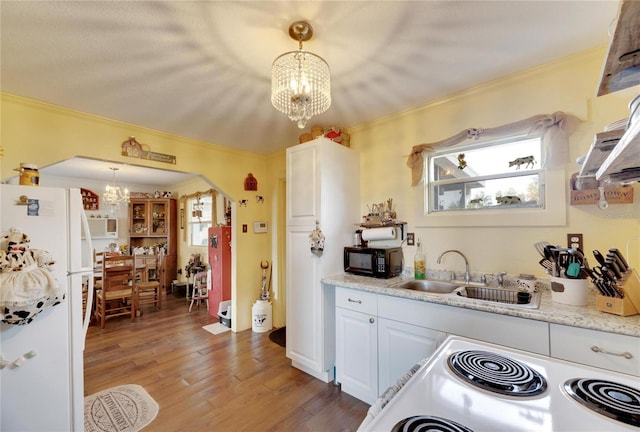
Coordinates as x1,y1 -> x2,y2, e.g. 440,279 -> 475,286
344,246 -> 404,279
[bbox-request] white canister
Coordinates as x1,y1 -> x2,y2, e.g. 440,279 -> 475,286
252,299 -> 272,333
550,277 -> 589,306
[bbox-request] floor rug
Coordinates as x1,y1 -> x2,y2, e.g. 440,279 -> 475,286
269,326 -> 286,348
85,384 -> 158,432
203,322 -> 231,335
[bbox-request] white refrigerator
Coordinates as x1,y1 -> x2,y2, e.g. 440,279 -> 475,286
0,185 -> 93,431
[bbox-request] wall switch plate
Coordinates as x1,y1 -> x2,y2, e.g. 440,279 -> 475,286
567,233 -> 583,251
407,232 -> 415,246
242,224 -> 248,233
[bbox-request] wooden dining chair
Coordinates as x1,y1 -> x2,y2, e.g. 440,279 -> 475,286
134,255 -> 162,316
93,250 -> 105,290
94,255 -> 135,328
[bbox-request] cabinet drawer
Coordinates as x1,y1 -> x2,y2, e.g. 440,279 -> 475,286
336,287 -> 377,315
550,324 -> 640,376
378,294 -> 549,355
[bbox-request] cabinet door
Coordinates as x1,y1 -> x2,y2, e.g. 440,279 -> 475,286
378,317 -> 445,393
149,200 -> 168,237
286,227 -> 323,373
286,143 -> 319,226
336,307 -> 378,405
130,200 -> 149,236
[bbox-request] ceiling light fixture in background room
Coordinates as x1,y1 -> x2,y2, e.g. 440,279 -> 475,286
103,167 -> 129,213
271,21 -> 331,129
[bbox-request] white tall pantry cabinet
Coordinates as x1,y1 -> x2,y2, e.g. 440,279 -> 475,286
286,137 -> 360,382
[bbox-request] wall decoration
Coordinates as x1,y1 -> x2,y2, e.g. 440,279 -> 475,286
244,173 -> 258,191
121,136 -> 177,165
309,221 -> 325,257
457,153 -> 467,170
81,188 -> 99,210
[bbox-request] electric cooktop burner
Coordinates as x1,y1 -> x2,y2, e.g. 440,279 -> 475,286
564,378 -> 640,427
447,350 -> 547,397
391,415 -> 473,432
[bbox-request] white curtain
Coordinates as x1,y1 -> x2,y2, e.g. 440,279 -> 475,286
406,112 -> 582,186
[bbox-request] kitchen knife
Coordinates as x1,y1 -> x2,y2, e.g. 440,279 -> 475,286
608,248 -> 629,272
606,279 -> 624,299
592,250 -> 607,266
600,265 -> 618,282
604,256 -> 623,279
607,248 -> 628,273
594,279 -> 612,297
606,252 -> 625,272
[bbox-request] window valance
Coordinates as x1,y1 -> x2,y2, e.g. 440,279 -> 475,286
406,112 -> 581,186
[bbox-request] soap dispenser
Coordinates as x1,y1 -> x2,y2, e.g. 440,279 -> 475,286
414,239 -> 426,280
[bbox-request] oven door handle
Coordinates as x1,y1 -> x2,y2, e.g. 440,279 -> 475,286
590,345 -> 633,359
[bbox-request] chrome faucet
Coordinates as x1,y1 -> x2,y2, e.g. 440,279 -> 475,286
437,250 -> 470,284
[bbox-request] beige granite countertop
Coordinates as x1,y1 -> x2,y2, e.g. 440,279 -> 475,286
323,273 -> 640,338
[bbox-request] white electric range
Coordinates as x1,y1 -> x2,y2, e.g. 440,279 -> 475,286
359,336 -> 639,431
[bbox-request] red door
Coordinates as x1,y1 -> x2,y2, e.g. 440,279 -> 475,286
207,226 -> 231,317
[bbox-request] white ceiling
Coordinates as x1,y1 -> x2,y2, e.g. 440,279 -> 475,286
38,157 -> 200,189
1,1 -> 620,157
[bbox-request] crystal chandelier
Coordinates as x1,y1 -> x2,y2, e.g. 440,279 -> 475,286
271,21 -> 331,129
103,167 -> 129,212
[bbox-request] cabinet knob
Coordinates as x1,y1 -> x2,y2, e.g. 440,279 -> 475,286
369,318 -> 375,324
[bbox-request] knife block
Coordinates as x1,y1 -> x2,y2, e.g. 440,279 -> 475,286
595,269 -> 640,316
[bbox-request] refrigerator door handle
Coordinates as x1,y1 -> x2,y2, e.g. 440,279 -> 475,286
79,206 -> 95,345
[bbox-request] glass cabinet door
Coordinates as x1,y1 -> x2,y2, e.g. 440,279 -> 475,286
130,201 -> 149,236
150,201 -> 167,236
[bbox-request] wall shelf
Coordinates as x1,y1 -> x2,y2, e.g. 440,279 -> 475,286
596,0 -> 640,96
596,115 -> 640,182
570,186 -> 633,206
578,129 -> 624,177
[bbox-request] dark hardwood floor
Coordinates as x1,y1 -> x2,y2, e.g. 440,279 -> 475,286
84,293 -> 369,431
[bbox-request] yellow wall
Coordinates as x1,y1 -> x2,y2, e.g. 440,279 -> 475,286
2,46 -> 639,332
349,46 -> 640,275
0,94 -> 276,331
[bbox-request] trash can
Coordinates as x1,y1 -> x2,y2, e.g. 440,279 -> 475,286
218,300 -> 232,328
251,299 -> 272,333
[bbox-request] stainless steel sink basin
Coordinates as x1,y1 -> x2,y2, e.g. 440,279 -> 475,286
390,279 -> 540,309
392,279 -> 459,293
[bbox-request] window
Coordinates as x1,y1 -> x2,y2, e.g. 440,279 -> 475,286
414,134 -> 566,227
428,136 -> 543,213
188,194 -> 212,246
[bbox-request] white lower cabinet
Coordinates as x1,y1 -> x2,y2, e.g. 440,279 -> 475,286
336,306 -> 378,404
378,318 -> 446,393
335,287 -> 446,404
550,323 -> 640,377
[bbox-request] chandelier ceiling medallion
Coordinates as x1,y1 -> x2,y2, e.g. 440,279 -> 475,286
103,167 -> 130,212
271,20 -> 331,129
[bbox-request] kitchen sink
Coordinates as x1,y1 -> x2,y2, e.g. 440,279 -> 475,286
391,279 -> 540,309
392,279 -> 459,293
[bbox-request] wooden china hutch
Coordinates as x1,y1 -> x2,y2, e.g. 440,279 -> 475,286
128,198 -> 177,293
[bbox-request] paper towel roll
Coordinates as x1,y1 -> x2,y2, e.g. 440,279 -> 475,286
361,227 -> 396,241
